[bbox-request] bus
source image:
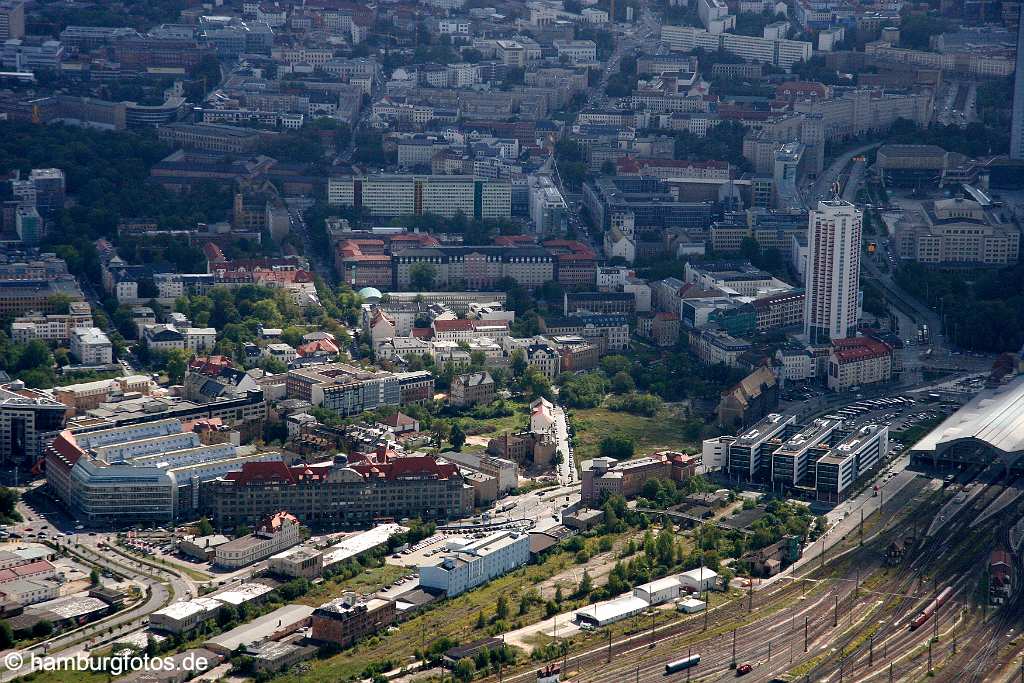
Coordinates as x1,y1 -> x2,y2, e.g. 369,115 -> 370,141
665,655 -> 701,674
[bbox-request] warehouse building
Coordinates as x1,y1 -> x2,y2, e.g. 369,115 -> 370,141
419,530 -> 530,597
574,595 -> 650,628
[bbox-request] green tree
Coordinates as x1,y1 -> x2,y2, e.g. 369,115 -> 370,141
454,658 -> 476,682
476,610 -> 486,629
599,433 -> 635,460
510,349 -> 527,377
410,262 -> 437,290
196,517 -> 214,536
577,569 -> 593,596
450,423 -> 467,452
0,621 -> 13,648
164,348 -> 189,384
496,594 -> 509,620
90,567 -> 100,586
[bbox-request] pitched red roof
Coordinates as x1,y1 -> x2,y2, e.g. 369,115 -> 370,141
831,337 -> 892,364
297,339 -> 340,356
433,319 -> 475,333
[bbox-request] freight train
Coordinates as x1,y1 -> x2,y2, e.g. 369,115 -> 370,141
909,586 -> 954,630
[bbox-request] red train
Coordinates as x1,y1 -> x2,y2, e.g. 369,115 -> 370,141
909,586 -> 954,630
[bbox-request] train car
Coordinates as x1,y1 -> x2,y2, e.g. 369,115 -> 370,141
665,655 -> 700,674
536,664 -> 561,683
909,586 -> 954,630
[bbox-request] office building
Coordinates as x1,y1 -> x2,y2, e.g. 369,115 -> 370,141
894,194 -> 1019,266
157,123 -> 264,154
392,246 -> 554,290
419,530 -> 530,596
0,277 -> 83,316
0,1 -> 25,40
27,168 -> 64,216
327,175 -> 511,220
702,413 -> 797,480
15,206 -> 41,245
44,418 -> 282,526
1013,14 -> 1024,160
527,175 -> 569,235
0,381 -> 66,468
770,418 -> 839,486
804,200 -> 861,344
203,452 -> 473,528
816,424 -> 888,502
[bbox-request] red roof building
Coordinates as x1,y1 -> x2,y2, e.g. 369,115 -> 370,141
827,337 -> 895,391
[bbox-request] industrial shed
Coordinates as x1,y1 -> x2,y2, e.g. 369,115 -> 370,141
633,576 -> 682,605
574,595 -> 649,628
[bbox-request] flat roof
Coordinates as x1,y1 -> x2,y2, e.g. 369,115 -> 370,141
204,604 -> 314,652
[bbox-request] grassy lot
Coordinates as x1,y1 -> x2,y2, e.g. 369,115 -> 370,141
276,533 -> 630,683
295,564 -> 409,607
569,406 -> 698,461
19,671 -> 108,683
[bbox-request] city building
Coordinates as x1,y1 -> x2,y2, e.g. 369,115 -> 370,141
0,1 -> 25,40
0,381 -> 66,468
827,337 -> 895,391
527,175 -> 570,235
717,366 -> 779,429
69,327 -> 112,365
437,450 -> 518,493
580,452 -> 697,505
419,530 -> 530,596
449,372 -> 495,408
44,418 -> 282,526
804,200 -> 861,344
204,452 -> 473,528
687,327 -> 752,367
11,301 -> 93,343
311,596 -> 397,647
327,175 -> 511,219
214,511 -> 303,568
702,413 -> 797,480
816,424 -> 888,502
392,245 -> 554,290
894,194 -> 1019,266
1013,14 -> 1024,159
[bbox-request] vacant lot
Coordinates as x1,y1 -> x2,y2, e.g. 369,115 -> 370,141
570,406 -> 698,461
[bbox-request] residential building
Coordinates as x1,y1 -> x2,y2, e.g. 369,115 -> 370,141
552,40 -> 597,64
539,314 -> 630,352
215,511 -> 303,569
826,337 -> 894,391
804,200 -> 861,344
11,302 -> 93,343
286,363 -> 417,417
311,596 -> 397,647
70,327 -> 112,365
753,290 -> 805,331
661,25 -> 812,69
687,327 -> 752,367
1013,14 -> 1024,159
450,372 -> 495,408
528,175 -> 569,235
203,452 -> 473,528
419,530 -> 530,596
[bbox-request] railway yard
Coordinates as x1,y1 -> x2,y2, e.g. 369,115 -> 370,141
487,464 -> 1024,683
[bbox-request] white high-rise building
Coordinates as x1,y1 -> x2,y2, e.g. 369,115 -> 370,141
804,199 -> 861,343
1011,15 -> 1024,160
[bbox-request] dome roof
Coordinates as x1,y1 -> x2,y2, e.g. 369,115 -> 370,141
358,287 -> 383,301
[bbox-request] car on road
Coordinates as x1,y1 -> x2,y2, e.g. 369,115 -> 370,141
736,663 -> 753,675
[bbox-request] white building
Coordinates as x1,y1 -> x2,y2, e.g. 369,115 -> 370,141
70,327 -> 112,365
185,328 -> 216,353
575,595 -> 649,628
678,567 -> 718,593
527,174 -> 569,235
804,200 -> 861,344
418,530 -> 530,596
150,597 -> 224,634
633,576 -> 682,605
214,511 -> 303,569
552,40 -> 597,64
11,302 -> 93,343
